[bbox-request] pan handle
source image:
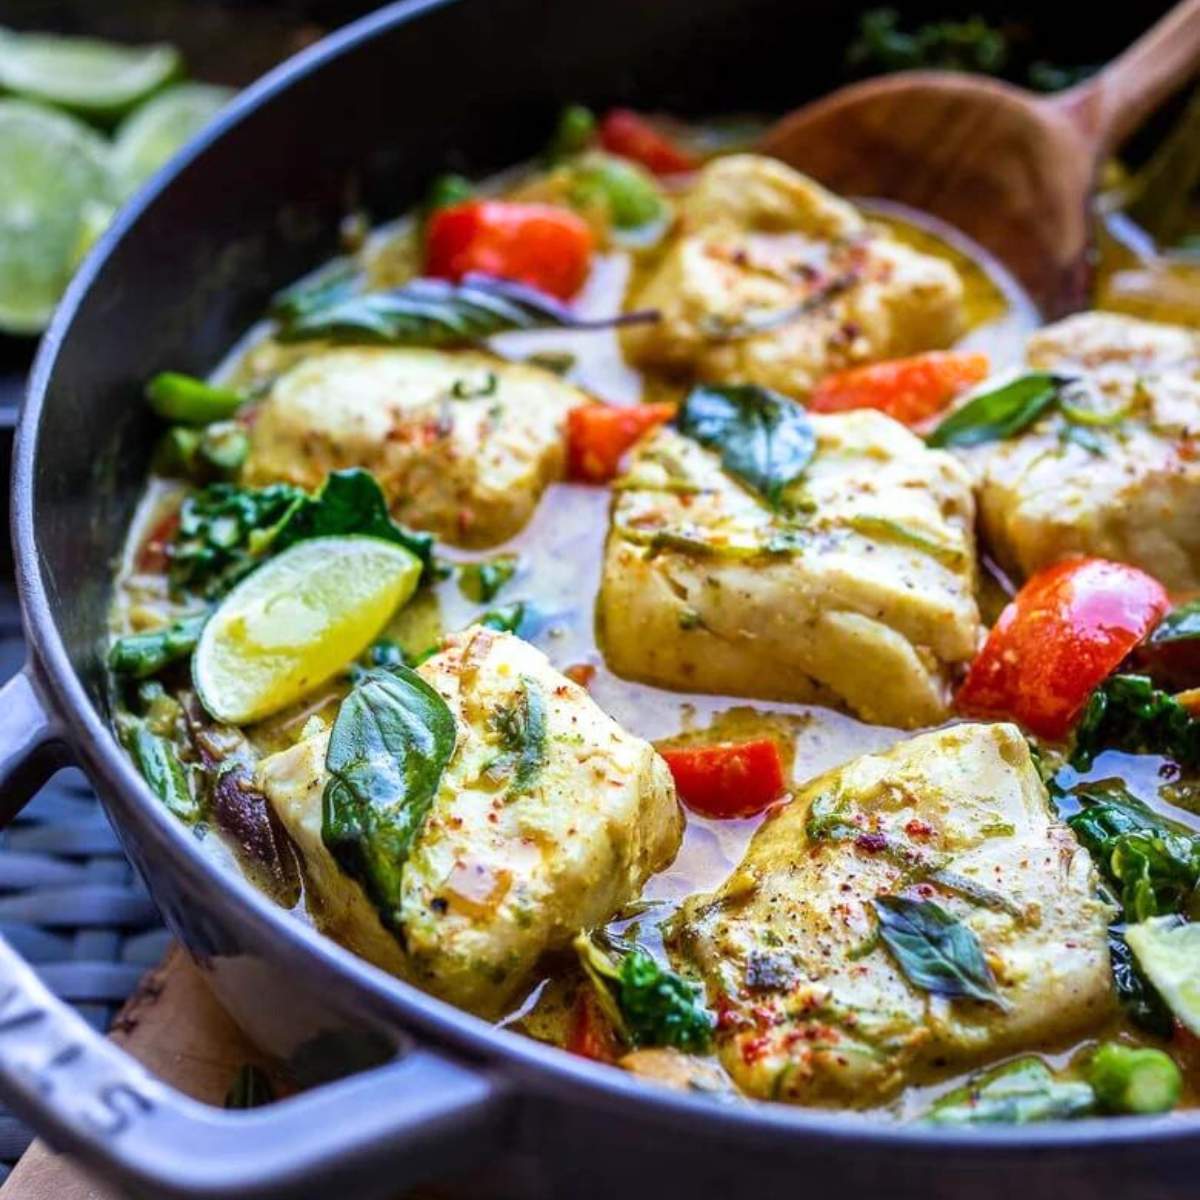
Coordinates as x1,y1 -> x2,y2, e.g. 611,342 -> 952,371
0,934 -> 509,1199
0,666 -> 512,1197
0,665 -> 73,823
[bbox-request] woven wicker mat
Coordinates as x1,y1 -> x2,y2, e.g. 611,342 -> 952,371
0,581 -> 171,1181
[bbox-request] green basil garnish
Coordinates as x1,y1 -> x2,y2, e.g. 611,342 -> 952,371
923,1057 -> 1094,1125
675,383 -> 816,508
270,468 -> 434,570
926,372 -> 1063,448
322,665 -> 457,934
274,273 -> 656,346
872,895 -> 1002,1006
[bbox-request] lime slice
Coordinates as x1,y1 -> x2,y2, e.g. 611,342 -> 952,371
1126,917 -> 1200,1036
112,82 -> 233,200
194,536 -> 422,725
0,28 -> 181,121
0,100 -> 114,334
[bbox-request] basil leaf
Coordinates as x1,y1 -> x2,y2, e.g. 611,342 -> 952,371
923,1057 -> 1094,1125
675,383 -> 816,508
322,665 -> 456,933
270,258 -> 360,323
109,611 -> 208,679
1150,600 -> 1200,648
926,372 -> 1063,448
276,273 -> 658,346
272,469 -> 434,574
872,895 -> 1002,1005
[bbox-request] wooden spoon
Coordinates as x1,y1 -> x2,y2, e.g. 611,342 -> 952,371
758,0 -> 1200,317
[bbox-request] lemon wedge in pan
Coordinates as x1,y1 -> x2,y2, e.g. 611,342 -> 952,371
1126,917 -> 1200,1037
193,536 -> 422,725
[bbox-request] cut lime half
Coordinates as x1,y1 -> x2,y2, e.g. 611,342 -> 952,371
1126,917 -> 1200,1037
0,28 -> 181,121
112,82 -> 233,200
0,100 -> 114,334
193,536 -> 422,725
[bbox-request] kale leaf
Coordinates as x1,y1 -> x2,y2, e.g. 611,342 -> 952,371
168,469 -> 432,599
1071,674 -> 1200,772
1066,782 -> 1200,922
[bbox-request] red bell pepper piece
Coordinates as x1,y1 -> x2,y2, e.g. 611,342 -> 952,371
808,351 -> 990,426
566,988 -> 619,1063
424,200 -> 594,300
599,108 -> 699,176
660,739 -> 787,819
566,402 -> 676,483
957,557 -> 1171,740
137,509 -> 181,574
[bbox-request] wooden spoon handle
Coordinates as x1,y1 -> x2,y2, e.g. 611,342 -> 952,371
1048,0 -> 1200,159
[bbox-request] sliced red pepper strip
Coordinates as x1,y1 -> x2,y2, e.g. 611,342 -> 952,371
424,200 -> 594,300
137,509 -> 181,574
598,108 -> 699,176
566,402 -> 676,483
566,988 -> 619,1063
957,557 -> 1171,740
808,351 -> 990,426
660,739 -> 786,819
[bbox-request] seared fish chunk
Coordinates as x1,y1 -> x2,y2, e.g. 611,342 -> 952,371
975,312 -> 1200,591
243,347 -> 585,547
670,723 -> 1114,1108
598,410 -> 981,728
621,155 -> 966,397
256,627 -> 682,1017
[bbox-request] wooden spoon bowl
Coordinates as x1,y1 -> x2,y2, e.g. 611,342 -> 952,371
758,1 -> 1200,317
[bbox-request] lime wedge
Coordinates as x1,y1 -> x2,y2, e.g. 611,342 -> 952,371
112,83 -> 233,200
0,28 -> 181,121
0,100 -> 114,334
1126,917 -> 1200,1036
194,536 -> 422,725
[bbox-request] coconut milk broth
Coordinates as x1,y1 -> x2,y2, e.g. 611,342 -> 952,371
113,163 -> 1199,1113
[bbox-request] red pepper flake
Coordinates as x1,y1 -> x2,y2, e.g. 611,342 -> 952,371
740,1035 -> 771,1065
904,819 -> 934,841
564,663 -> 596,689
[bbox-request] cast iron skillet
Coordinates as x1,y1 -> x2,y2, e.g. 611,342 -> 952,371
0,1 -> 1193,1197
